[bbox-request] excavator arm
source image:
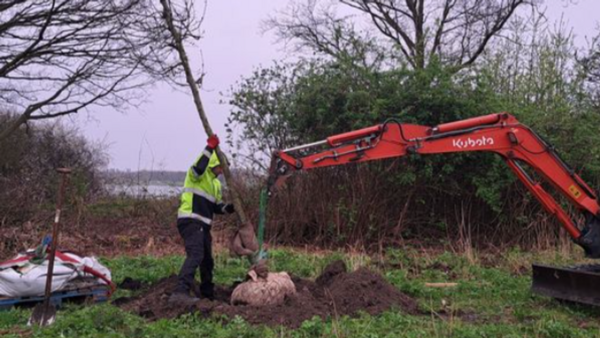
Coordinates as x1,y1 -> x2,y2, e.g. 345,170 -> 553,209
269,112 -> 600,258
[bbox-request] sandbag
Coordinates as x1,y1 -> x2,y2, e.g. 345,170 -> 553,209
231,270 -> 296,306
230,232 -> 254,257
230,222 -> 259,257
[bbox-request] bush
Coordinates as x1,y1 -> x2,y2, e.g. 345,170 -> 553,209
0,113 -> 107,252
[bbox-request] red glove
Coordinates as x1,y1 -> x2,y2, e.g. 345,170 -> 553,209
207,134 -> 219,149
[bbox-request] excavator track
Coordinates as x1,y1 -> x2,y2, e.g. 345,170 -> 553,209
532,264 -> 600,306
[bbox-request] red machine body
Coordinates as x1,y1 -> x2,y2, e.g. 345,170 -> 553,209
271,112 -> 600,257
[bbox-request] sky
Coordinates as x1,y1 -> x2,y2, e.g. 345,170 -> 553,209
71,0 -> 599,171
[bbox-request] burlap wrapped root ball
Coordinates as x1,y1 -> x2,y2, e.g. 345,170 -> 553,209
231,270 -> 296,306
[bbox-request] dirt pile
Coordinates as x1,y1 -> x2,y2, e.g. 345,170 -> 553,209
116,260 -> 417,328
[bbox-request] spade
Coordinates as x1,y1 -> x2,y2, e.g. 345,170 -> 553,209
29,168 -> 71,327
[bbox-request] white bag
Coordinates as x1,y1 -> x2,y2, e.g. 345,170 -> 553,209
0,251 -> 111,298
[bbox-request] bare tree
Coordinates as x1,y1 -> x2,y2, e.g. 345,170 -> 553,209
268,0 -> 536,70
0,0 -> 200,142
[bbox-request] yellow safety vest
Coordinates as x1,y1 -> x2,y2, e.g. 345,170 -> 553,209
177,151 -> 224,224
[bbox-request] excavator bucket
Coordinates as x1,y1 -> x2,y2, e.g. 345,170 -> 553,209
532,264 -> 600,306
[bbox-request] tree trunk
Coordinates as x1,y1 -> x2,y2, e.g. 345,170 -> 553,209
159,0 -> 249,226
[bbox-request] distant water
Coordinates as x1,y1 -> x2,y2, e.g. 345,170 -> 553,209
107,184 -> 181,197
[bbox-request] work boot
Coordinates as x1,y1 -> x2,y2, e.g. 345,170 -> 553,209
168,291 -> 199,305
200,283 -> 215,301
201,290 -> 215,301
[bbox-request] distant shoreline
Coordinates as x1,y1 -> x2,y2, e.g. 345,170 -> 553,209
101,170 -> 187,186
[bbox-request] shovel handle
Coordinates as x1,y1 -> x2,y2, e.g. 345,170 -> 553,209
41,169 -> 71,316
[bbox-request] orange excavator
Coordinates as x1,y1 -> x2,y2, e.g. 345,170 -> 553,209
266,112 -> 600,306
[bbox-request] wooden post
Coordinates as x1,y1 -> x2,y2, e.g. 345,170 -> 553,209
160,0 -> 249,226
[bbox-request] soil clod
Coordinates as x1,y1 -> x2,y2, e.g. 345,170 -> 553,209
316,259 -> 347,286
118,261 -> 417,328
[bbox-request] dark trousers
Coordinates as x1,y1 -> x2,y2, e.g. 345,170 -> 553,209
175,218 -> 214,298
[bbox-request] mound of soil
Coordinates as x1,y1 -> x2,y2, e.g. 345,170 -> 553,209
117,260 -> 417,328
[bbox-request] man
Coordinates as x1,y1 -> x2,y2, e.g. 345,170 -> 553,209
170,134 -> 235,304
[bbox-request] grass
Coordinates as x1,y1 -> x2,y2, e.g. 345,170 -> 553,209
1,247 -> 600,338
85,196 -> 177,225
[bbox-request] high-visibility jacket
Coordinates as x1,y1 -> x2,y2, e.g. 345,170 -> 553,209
177,147 -> 227,225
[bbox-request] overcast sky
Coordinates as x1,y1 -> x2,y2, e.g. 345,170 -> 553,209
71,0 -> 599,171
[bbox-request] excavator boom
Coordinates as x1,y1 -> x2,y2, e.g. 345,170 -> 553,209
268,112 -> 600,305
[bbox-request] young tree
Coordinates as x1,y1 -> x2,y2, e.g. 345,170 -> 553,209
0,0 -> 199,142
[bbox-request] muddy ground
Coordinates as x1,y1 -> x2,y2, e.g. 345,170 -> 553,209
116,260 -> 418,328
